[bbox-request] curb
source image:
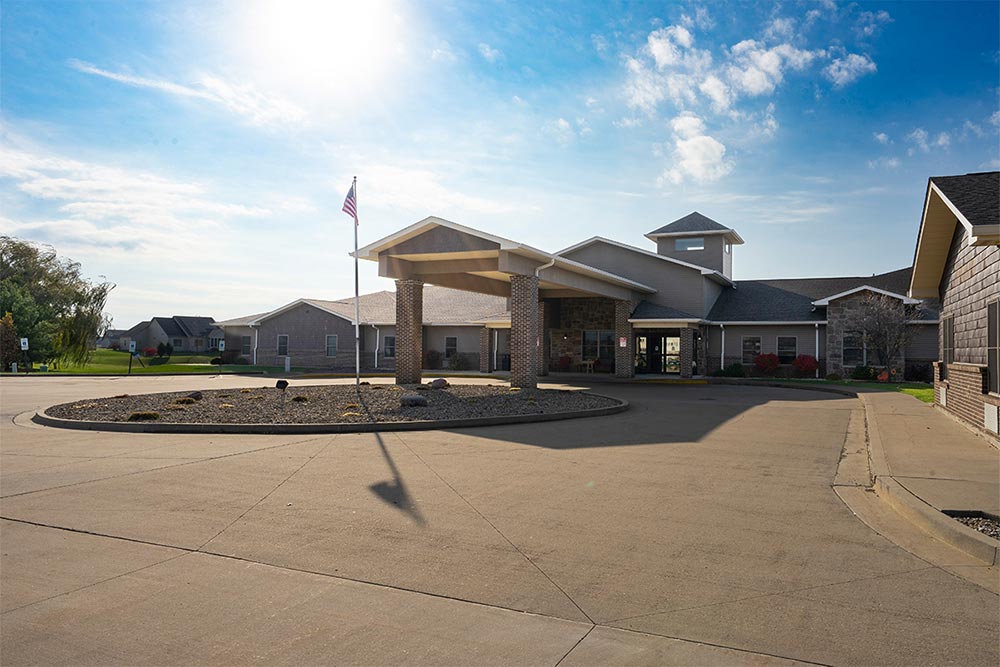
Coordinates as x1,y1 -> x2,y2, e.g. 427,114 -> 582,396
706,378 -> 861,397
31,393 -> 629,435
873,475 -> 999,566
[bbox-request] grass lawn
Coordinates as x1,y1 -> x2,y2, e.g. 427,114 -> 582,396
34,349 -> 278,375
749,377 -> 935,403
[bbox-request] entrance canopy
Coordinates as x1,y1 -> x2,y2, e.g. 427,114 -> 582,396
355,216 -> 655,301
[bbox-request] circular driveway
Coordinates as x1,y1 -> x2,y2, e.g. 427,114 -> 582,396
1,376 -> 997,666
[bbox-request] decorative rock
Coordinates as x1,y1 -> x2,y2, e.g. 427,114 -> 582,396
186,391 -> 203,401
429,378 -> 449,389
400,394 -> 428,407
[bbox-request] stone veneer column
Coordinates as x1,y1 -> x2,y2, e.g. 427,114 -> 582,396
537,301 -> 548,377
394,279 -> 423,385
680,327 -> 694,378
614,300 -> 634,379
479,327 -> 490,373
509,275 -> 539,388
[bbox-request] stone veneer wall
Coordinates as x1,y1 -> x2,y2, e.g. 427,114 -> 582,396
826,294 -> 904,378
935,224 -> 1000,437
548,297 -> 616,370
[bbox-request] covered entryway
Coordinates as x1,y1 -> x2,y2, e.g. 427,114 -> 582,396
355,217 -> 655,387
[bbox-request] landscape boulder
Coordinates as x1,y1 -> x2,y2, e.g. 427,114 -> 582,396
186,391 -> 203,401
400,394 -> 428,407
429,378 -> 449,389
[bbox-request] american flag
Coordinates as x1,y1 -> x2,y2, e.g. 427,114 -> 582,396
342,182 -> 358,224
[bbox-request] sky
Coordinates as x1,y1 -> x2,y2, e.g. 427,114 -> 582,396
1,0 -> 998,329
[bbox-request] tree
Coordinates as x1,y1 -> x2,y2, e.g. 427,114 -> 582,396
0,312 -> 20,371
0,236 -> 114,365
850,293 -> 920,381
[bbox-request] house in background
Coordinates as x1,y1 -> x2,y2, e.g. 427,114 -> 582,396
216,287 -> 508,371
95,329 -> 125,349
909,171 -> 999,440
119,316 -> 223,353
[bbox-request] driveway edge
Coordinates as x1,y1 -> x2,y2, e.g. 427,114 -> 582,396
31,394 -> 629,435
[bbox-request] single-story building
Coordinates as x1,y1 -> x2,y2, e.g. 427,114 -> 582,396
216,287 -> 508,371
119,316 -> 223,353
909,170 -> 999,440
354,213 -> 939,387
95,329 -> 125,349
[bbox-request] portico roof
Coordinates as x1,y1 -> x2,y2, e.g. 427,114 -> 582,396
355,216 -> 656,301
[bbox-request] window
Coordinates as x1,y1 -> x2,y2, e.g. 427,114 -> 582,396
277,335 -> 289,356
172,338 -> 183,348
988,302 -> 999,395
384,336 -> 396,358
777,336 -> 797,364
209,337 -> 221,350
843,333 -> 865,367
583,330 -> 615,364
942,316 -> 955,364
725,241 -> 732,254
325,335 -> 338,357
241,336 -> 251,355
741,336 -> 761,364
675,237 -> 704,251
445,336 -> 458,359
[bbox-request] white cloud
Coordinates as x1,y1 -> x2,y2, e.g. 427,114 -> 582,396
991,110 -> 1000,127
68,59 -> 305,126
545,117 -> 590,145
935,132 -> 951,148
764,18 -> 796,42
726,41 -> 820,97
855,10 -> 892,38
823,53 -> 877,87
591,34 -> 609,54
679,7 -> 715,30
477,43 -> 503,63
873,132 -> 889,144
358,163 -> 515,216
699,75 -> 731,113
431,41 -> 458,62
661,112 -> 733,184
904,128 -> 949,154
867,156 -> 900,169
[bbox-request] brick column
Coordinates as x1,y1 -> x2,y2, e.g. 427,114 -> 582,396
614,300 -> 634,378
479,327 -> 490,373
395,279 -> 423,385
537,300 -> 548,376
680,327 -> 694,378
510,275 -> 539,388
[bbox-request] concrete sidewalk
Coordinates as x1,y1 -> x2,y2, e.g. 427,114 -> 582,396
862,390 -> 1000,570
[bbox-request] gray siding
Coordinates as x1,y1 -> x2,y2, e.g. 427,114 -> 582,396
656,234 -> 727,275
940,225 -> 1000,365
905,323 -> 939,362
705,324 -> 825,368
423,325 -> 481,369
561,242 -> 710,317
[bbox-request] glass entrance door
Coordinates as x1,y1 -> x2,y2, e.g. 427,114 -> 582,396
635,333 -> 681,374
662,336 -> 681,373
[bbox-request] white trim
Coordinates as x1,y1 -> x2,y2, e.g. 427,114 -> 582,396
812,285 -> 920,306
674,237 -> 705,251
325,334 -> 339,358
277,333 -> 289,357
354,216 -> 520,261
556,236 -> 734,286
644,228 -> 746,244
929,181 -> 975,236
970,223 -> 1000,244
707,320 -> 827,325
629,318 -> 705,325
776,334 -> 798,363
382,334 -> 396,359
251,298 -> 355,325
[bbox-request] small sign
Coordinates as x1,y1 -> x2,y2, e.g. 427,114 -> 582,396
619,337 -> 627,348
20,338 -> 28,351
128,341 -> 137,353
218,340 -> 225,352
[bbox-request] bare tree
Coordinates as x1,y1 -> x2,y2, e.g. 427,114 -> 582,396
850,293 -> 921,380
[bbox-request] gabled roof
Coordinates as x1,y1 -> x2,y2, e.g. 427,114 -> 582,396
122,321 -> 149,338
811,285 -> 920,306
930,172 -> 999,229
215,312 -> 270,327
173,316 -> 217,338
630,301 -> 700,320
645,212 -> 745,244
556,236 -> 734,287
708,268 -> 936,322
151,317 -> 186,337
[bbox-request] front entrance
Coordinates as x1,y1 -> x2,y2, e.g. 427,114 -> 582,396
635,333 -> 681,374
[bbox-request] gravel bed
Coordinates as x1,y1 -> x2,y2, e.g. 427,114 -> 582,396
953,516 -> 1000,540
46,384 -> 619,425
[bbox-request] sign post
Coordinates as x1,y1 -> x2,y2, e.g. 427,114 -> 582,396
128,340 -> 136,375
217,340 -> 225,374
20,338 -> 28,374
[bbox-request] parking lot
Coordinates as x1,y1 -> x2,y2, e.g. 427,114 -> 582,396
1,375 -> 997,665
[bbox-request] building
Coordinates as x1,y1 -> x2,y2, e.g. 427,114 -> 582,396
355,214 -> 938,387
119,316 -> 223,353
216,287 -> 508,371
909,171 -> 999,440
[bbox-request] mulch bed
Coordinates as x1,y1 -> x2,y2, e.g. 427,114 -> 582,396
46,384 -> 618,425
953,515 -> 1000,541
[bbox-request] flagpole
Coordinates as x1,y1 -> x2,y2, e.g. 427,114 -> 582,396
353,176 -> 360,390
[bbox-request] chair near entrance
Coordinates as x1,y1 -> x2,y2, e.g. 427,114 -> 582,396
578,360 -> 595,373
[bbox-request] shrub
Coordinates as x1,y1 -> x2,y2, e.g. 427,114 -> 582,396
753,353 -> 781,376
905,362 -> 932,383
851,365 -> 876,381
291,395 -> 309,402
156,342 -> 167,358
234,357 -> 248,365
220,349 -> 240,364
424,349 -> 442,370
792,354 -> 819,376
165,342 -> 174,357
448,353 -> 472,371
826,372 -> 843,381
127,411 -> 159,421
714,363 -> 746,377
172,397 -> 196,405
210,357 -> 222,365
142,347 -> 157,358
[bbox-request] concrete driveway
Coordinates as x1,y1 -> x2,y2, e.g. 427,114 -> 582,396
1,376 -> 997,666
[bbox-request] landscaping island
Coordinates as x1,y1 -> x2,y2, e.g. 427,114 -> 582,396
38,383 -> 627,433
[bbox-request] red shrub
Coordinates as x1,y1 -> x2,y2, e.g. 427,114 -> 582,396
753,353 -> 781,376
142,347 -> 157,357
792,354 -> 819,376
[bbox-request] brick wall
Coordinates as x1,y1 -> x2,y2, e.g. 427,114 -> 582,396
679,328 -> 694,378
509,275 -> 538,388
614,300 -> 634,378
935,362 -> 1000,440
479,327 -> 490,372
395,279 -> 423,384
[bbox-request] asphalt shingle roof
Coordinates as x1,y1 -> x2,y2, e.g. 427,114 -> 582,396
648,212 -> 732,236
707,267 -> 937,322
172,316 -> 217,337
930,171 -> 999,228
630,301 -> 698,319
151,317 -> 186,337
305,286 -> 508,325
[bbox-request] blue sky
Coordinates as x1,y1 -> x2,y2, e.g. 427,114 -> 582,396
1,0 -> 998,327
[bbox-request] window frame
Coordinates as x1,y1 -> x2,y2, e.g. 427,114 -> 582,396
843,332 -> 865,368
675,237 -> 705,252
582,329 -> 615,363
277,334 -> 289,357
325,334 -> 338,358
241,336 -> 252,355
776,336 -> 797,364
444,336 -> 458,359
987,301 -> 999,395
172,338 -> 183,348
384,335 -> 396,358
741,336 -> 761,365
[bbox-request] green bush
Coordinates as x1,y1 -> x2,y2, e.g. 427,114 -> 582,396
448,353 -> 472,371
127,411 -> 159,421
826,372 -> 843,381
851,365 -> 875,380
714,363 -> 746,377
424,349 -> 442,370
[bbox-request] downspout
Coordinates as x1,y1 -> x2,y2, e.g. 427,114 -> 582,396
493,328 -> 498,372
252,325 -> 259,366
533,258 -> 556,366
371,324 -> 379,369
815,323 -> 820,378
720,323 -> 725,370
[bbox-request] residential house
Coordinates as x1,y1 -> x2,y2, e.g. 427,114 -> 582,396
95,329 -> 125,349
909,171 -> 999,439
119,316 -> 223,353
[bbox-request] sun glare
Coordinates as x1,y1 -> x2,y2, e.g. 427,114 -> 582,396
234,0 -> 402,104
